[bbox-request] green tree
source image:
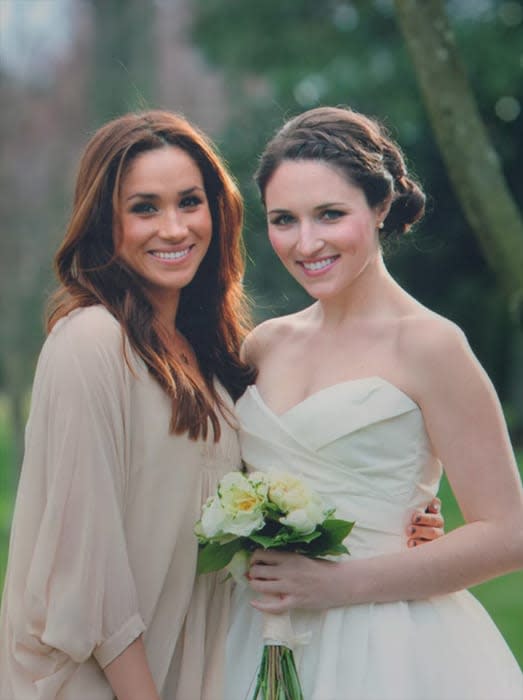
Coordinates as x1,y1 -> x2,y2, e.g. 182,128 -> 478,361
395,0 -> 523,314
394,0 -> 523,428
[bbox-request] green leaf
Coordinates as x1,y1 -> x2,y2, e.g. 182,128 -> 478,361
248,533 -> 279,549
318,543 -> 350,556
264,501 -> 285,517
196,539 -> 243,574
299,518 -> 355,557
321,518 -> 355,541
280,529 -> 322,544
248,528 -> 322,550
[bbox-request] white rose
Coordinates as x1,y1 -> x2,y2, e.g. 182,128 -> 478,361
279,492 -> 327,534
217,472 -> 266,537
199,495 -> 228,538
268,472 -> 314,513
280,508 -> 316,534
280,506 -> 324,535
247,471 -> 270,500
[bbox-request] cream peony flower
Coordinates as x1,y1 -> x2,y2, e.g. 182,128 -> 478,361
279,496 -> 326,534
267,472 -> 328,534
212,472 -> 266,537
199,494 -> 228,538
248,471 -> 270,500
268,472 -> 314,513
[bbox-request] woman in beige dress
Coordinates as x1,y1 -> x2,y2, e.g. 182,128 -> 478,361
0,110 -> 256,700
0,109 -> 442,700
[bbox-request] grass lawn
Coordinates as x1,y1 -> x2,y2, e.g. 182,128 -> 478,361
0,400 -> 522,666
0,397 -> 14,586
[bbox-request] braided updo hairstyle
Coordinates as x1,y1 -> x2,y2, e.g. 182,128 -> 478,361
255,106 -> 426,238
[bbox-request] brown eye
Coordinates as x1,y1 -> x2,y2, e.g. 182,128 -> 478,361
180,195 -> 203,209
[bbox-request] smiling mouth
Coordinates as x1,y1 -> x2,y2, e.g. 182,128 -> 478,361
150,247 -> 193,261
299,255 -> 339,272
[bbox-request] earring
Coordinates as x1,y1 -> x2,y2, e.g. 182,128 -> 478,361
378,222 -> 384,230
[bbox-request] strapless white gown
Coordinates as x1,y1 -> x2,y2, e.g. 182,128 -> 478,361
226,377 -> 523,700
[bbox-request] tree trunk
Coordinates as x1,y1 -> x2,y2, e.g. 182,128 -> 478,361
394,0 -> 523,322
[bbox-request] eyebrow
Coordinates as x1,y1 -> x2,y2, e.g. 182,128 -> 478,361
268,201 -> 347,215
125,185 -> 205,202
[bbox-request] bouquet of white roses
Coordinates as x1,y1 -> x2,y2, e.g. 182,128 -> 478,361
195,470 -> 354,700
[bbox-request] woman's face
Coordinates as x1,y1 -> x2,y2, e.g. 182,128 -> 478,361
114,145 -> 213,318
265,159 -> 385,301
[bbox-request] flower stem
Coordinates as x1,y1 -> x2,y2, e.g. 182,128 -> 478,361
251,644 -> 304,700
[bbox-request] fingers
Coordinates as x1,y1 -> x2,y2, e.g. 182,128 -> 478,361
425,497 -> 441,514
248,549 -> 294,583
251,594 -> 291,614
247,573 -> 294,608
412,511 -> 444,529
249,576 -> 286,595
249,549 -> 288,566
248,563 -> 279,581
407,524 -> 445,547
407,505 -> 445,548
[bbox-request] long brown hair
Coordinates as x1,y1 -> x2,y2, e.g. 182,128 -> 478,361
48,110 -> 256,440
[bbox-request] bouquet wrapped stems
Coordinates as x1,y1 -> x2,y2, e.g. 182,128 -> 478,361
251,610 -> 305,700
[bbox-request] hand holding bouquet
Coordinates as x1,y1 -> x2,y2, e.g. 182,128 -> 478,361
195,470 -> 354,700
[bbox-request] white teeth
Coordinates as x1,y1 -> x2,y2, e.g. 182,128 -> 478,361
152,248 -> 190,260
302,257 -> 336,271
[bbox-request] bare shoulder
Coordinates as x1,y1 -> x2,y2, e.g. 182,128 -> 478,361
398,311 -> 469,365
241,308 -> 311,365
397,309 -> 490,403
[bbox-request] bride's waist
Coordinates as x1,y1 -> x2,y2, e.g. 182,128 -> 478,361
329,487 -> 435,537
343,524 -> 408,559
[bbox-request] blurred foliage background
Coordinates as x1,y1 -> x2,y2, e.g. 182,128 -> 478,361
1,0 -> 522,664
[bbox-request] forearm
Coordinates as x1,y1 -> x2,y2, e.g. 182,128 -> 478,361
337,518 -> 523,606
103,636 -> 160,700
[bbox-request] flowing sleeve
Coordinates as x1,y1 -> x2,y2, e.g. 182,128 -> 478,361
11,306 -> 145,669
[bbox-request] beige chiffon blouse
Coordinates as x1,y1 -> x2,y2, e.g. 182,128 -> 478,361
0,305 -> 241,700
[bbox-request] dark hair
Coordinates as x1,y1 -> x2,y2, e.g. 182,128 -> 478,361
47,110 -> 256,440
255,106 -> 426,237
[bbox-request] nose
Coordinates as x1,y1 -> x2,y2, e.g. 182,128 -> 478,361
158,209 -> 188,240
295,221 -> 325,258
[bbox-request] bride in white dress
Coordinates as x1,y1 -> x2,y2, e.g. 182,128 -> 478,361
225,106 -> 523,699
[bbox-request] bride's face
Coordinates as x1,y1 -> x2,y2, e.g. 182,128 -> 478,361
264,159 -> 385,301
